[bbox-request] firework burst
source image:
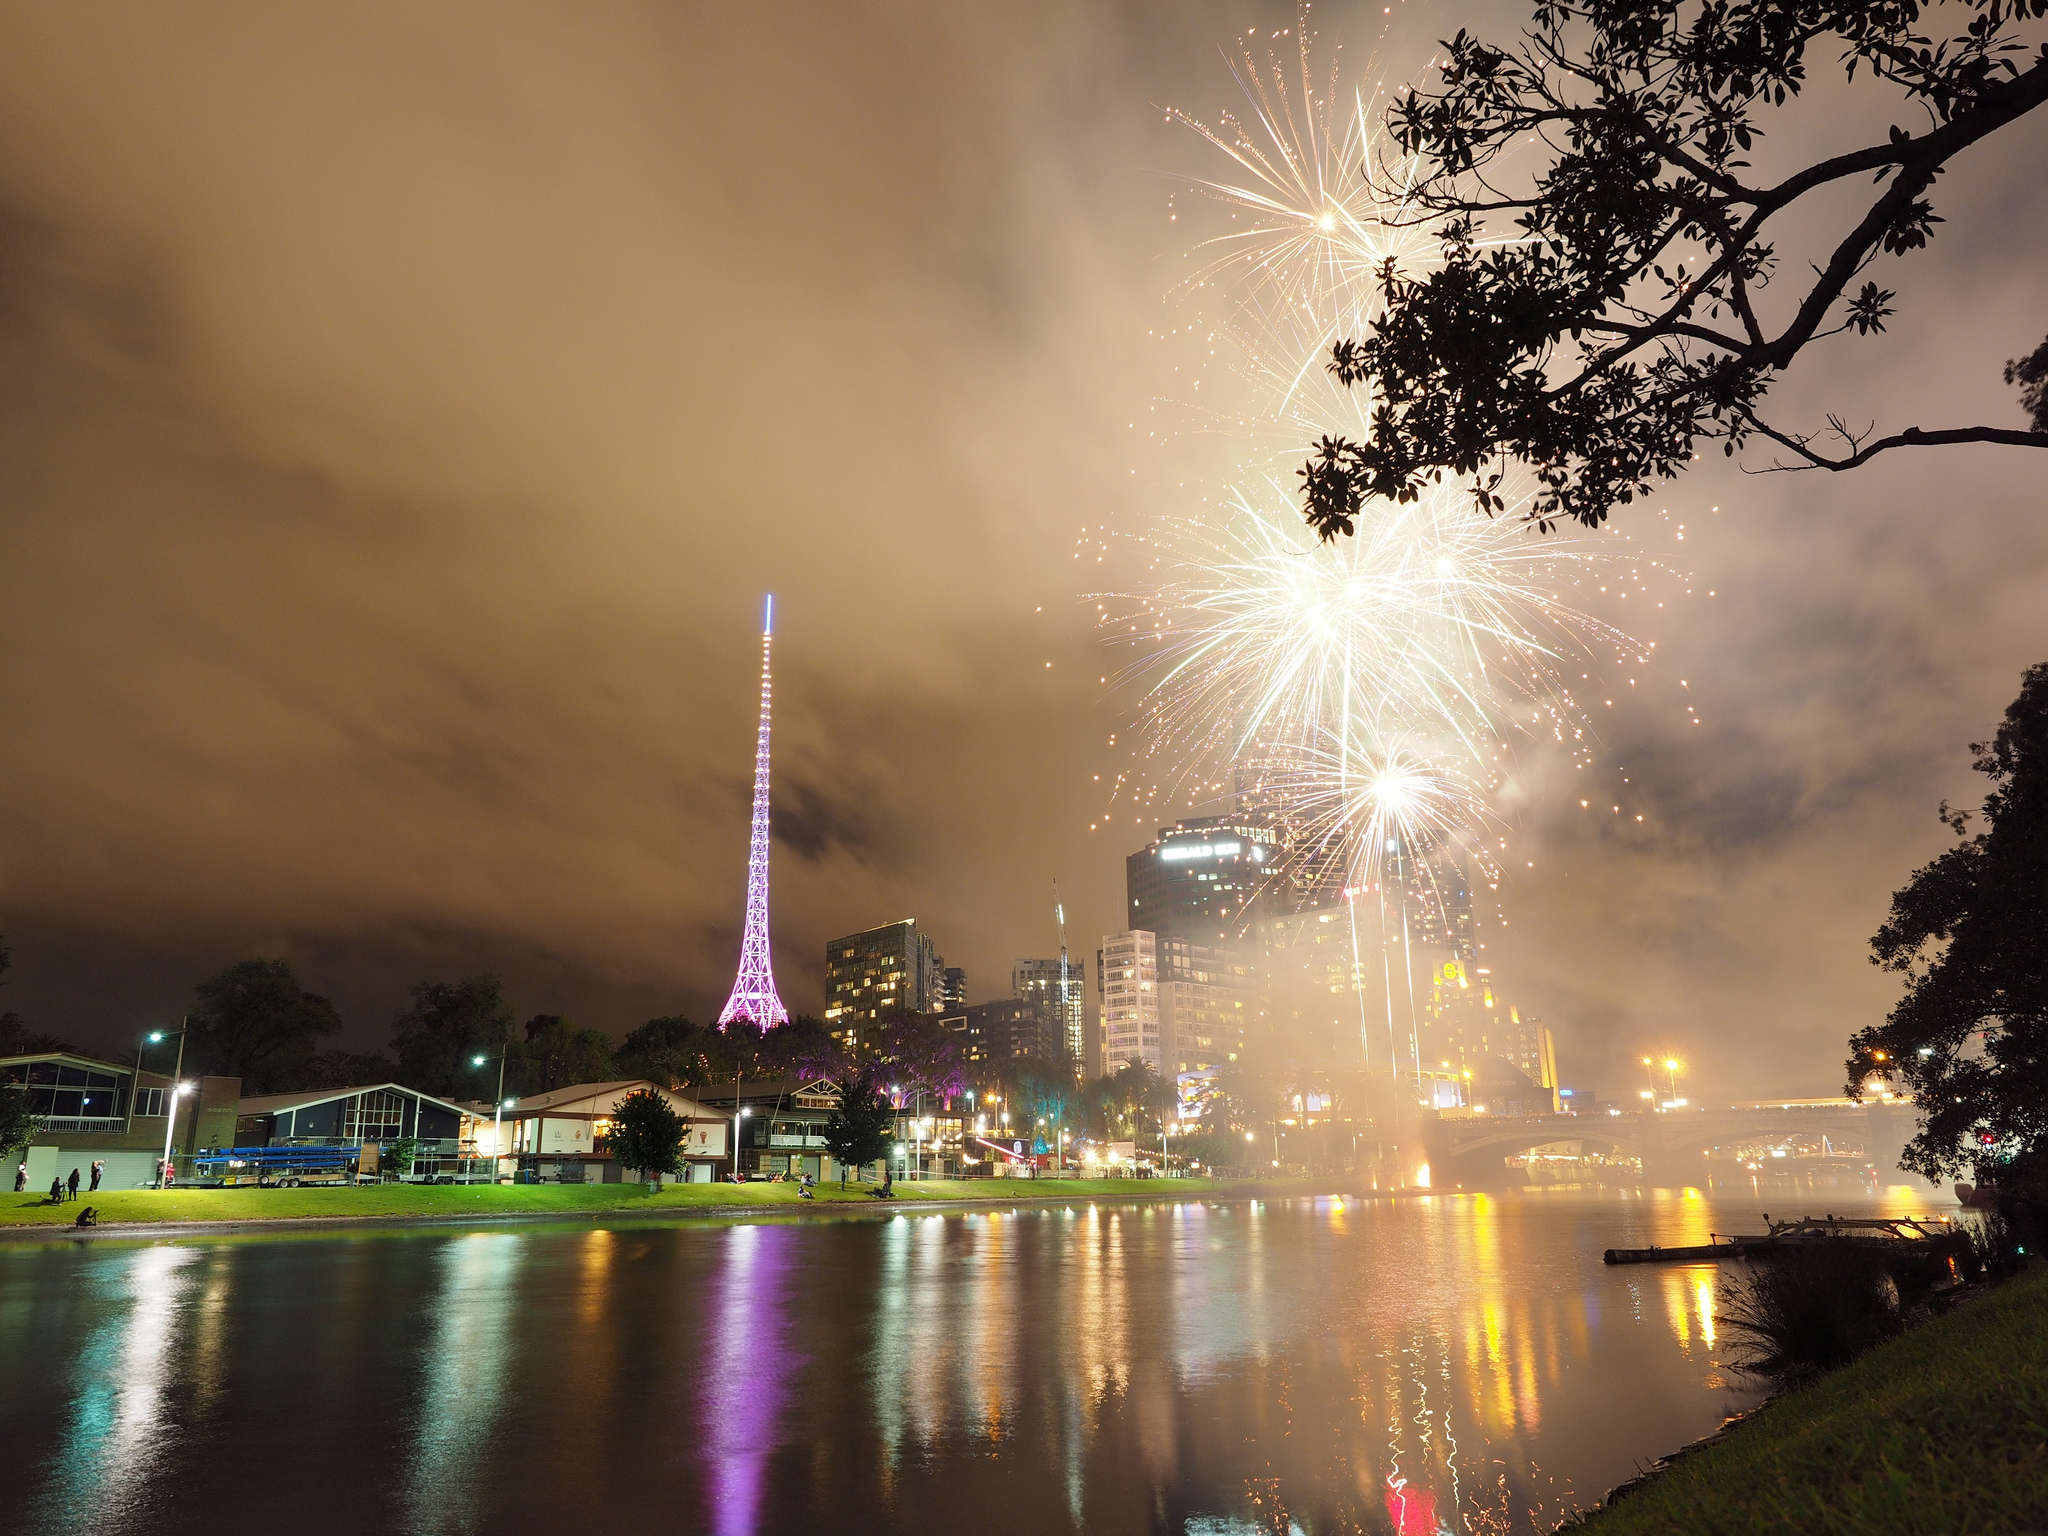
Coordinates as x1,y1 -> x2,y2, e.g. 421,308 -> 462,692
1101,32 -> 1654,905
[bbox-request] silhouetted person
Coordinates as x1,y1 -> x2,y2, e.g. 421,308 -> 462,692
89,1160 -> 103,1192
49,1176 -> 63,1204
13,1162 -> 24,1193
66,1168 -> 79,1201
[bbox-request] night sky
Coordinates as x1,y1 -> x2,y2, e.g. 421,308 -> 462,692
1,2 -> 2042,1099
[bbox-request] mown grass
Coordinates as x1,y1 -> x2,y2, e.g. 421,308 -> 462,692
0,1175 -> 1248,1230
1577,1261 -> 2048,1535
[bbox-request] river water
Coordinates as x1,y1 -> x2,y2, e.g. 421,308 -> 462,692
0,1178 -> 1942,1535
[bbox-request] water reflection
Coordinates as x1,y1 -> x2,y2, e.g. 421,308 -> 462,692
700,1223 -> 799,1536
404,1234 -> 525,1534
33,1244 -> 203,1536
0,1178 -> 1945,1536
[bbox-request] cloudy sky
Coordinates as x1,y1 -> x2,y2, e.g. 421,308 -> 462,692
0,2 -> 2042,1097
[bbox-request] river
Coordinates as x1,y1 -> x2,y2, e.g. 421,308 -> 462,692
0,1177 -> 1944,1535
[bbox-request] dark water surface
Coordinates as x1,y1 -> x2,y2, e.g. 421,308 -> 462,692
0,1181 -> 1942,1535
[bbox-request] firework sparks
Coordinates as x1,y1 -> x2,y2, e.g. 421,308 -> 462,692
1105,33 -> 1654,904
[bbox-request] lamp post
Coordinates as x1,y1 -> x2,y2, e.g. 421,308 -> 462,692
1662,1058 -> 1682,1102
159,1083 -> 193,1188
139,1023 -> 190,1183
130,1021 -> 188,1139
472,1048 -> 510,1163
731,1106 -> 751,1182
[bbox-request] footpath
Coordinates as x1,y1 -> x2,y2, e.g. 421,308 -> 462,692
1573,1261 -> 2048,1535
0,1174 -> 1362,1239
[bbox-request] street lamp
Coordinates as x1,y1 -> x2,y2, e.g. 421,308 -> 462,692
159,1082 -> 193,1188
129,1020 -> 188,1139
472,1048 -> 511,1165
731,1106 -> 751,1182
1662,1058 -> 1683,1101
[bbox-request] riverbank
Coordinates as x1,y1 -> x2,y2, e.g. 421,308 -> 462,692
1573,1261 -> 2048,1534
0,1174 -> 1364,1238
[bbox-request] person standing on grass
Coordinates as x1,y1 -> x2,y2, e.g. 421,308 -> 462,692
13,1161 -> 24,1193
89,1160 -> 102,1192
66,1167 -> 79,1201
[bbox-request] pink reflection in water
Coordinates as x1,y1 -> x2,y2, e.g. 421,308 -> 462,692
701,1224 -> 799,1536
1385,1479 -> 1438,1536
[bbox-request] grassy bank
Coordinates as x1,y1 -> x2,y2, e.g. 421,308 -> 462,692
0,1174 -> 1304,1232
1577,1262 -> 2048,1534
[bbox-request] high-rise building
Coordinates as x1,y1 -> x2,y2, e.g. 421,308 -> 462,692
824,920 -> 941,1049
1013,957 -> 1086,1071
1505,1007 -> 1558,1094
1156,936 -> 1257,1075
953,998 -> 1062,1065
716,596 -> 790,1029
940,966 -> 968,1013
1125,815 -> 1283,946
1099,930 -> 1160,1074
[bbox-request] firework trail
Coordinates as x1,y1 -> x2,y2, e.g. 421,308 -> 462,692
1107,25 -> 1651,904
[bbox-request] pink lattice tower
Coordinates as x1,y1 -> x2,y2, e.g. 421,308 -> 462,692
717,595 -> 790,1028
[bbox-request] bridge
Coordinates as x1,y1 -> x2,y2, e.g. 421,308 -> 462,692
1422,1100 -> 1915,1185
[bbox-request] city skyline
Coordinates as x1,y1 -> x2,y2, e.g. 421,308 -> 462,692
0,4 -> 2041,1102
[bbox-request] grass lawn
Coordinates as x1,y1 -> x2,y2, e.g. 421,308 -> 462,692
0,1175 -> 1259,1231
1576,1261 -> 2048,1535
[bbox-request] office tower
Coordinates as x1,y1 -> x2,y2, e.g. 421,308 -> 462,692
940,966 -> 968,1012
959,998 -> 1063,1065
1125,814 -> 1283,945
1099,930 -> 1160,1074
824,919 -> 941,1049
1156,936 -> 1258,1076
1013,956 -> 1086,1071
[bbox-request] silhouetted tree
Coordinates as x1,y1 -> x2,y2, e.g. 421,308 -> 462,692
1853,663 -> 2048,1184
508,1014 -> 617,1095
297,1048 -> 398,1090
875,1009 -> 968,1100
616,1015 -> 705,1086
822,1065 -> 893,1183
390,976 -> 515,1099
188,959 -> 343,1093
608,1088 -> 687,1188
1298,0 -> 2048,539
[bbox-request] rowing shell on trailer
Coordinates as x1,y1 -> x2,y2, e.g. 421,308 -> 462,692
1603,1213 -> 1960,1265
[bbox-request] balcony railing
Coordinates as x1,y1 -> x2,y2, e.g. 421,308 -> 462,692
40,1117 -> 127,1135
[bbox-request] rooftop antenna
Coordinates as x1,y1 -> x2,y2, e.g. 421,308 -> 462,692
1054,880 -> 1082,1066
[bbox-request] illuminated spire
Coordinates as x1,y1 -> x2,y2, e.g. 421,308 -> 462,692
718,595 -> 790,1029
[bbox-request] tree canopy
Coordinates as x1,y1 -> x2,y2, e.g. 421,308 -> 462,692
821,1065 -> 894,1182
1851,662 -> 2048,1183
188,959 -> 344,1094
390,975 -> 515,1100
509,1013 -> 617,1096
1300,0 -> 2048,538
606,1088 -> 687,1185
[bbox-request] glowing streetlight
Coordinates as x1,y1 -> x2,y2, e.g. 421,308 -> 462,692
472,1046 -> 511,1166
731,1106 -> 752,1182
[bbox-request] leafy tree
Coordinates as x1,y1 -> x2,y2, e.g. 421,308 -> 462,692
616,1015 -> 705,1086
821,1066 -> 894,1183
297,1048 -> 397,1090
188,959 -> 344,1093
607,1088 -> 686,1188
0,1084 -> 43,1165
390,976 -> 515,1099
508,1014 -> 617,1096
760,1014 -> 848,1083
1298,0 -> 2048,539
875,1009 -> 969,1101
383,1136 -> 420,1179
0,1014 -> 73,1057
1852,662 -> 2048,1183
